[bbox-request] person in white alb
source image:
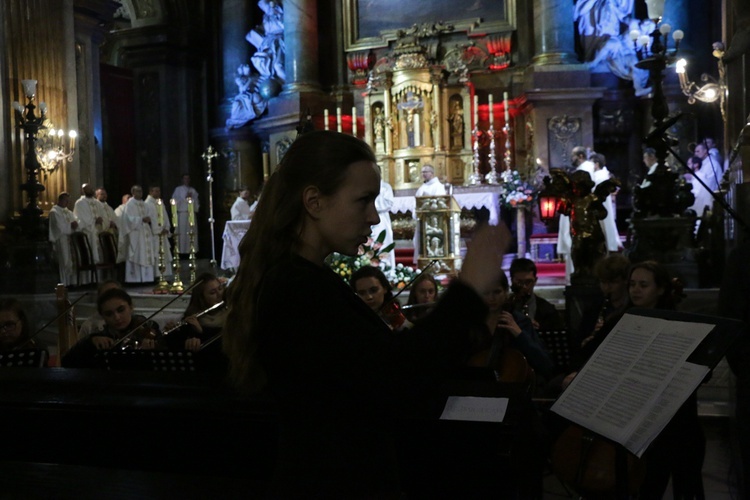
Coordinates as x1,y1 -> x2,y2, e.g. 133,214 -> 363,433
145,186 -> 173,278
413,164 -> 446,264
114,194 -> 131,262
95,188 -> 118,233
171,174 -> 200,255
589,153 -> 621,252
231,186 -> 253,221
48,192 -> 80,286
120,185 -> 157,283
557,147 -> 596,283
73,183 -> 105,266
371,179 -> 395,271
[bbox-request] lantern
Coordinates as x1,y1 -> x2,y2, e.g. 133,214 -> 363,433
538,188 -> 559,221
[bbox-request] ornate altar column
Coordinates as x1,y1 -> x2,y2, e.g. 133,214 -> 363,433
531,0 -> 578,66
282,0 -> 320,93
219,0 -> 254,119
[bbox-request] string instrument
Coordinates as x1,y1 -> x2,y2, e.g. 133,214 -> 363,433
118,317 -> 161,350
376,259 -> 439,330
551,425 -> 646,497
467,301 -> 534,386
111,279 -> 204,350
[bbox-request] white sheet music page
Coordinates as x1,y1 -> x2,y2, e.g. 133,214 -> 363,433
551,313 -> 713,456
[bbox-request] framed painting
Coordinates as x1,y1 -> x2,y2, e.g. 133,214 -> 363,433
343,0 -> 516,51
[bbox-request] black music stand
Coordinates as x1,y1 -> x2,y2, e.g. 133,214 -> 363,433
0,349 -> 48,368
96,350 -> 196,372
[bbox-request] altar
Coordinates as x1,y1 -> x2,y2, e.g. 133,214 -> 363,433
391,185 -> 502,225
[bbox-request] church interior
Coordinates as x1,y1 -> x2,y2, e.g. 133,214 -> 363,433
1,0 -> 750,497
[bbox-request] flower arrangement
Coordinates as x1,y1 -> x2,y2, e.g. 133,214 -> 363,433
390,263 -> 419,290
499,169 -> 539,209
326,230 -> 395,282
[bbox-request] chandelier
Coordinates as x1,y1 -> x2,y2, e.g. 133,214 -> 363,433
35,127 -> 77,176
675,42 -> 727,121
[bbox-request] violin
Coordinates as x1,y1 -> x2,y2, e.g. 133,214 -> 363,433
551,424 -> 646,497
380,300 -> 408,331
115,317 -> 161,350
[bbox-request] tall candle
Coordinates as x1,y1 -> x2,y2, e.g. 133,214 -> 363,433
503,91 -> 510,123
336,107 -> 342,133
324,109 -> 329,131
157,198 -> 163,227
352,107 -> 357,137
262,152 -> 270,180
188,196 -> 194,226
170,198 -> 178,230
473,95 -> 478,128
488,94 -> 494,128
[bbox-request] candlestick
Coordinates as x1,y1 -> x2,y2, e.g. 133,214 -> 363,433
336,107 -> 342,133
489,94 -> 494,128
503,91 -> 510,123
188,196 -> 195,226
171,198 -> 178,229
324,109 -> 329,131
352,107 -> 357,137
473,95 -> 478,129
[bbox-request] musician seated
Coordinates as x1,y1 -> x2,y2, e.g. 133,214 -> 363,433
350,266 -> 412,331
472,272 -> 555,380
509,258 -> 565,332
164,272 -> 226,354
78,279 -> 123,337
62,289 -> 160,368
404,273 -> 438,323
0,298 -> 45,354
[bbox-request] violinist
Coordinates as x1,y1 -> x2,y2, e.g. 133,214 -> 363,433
472,272 -> 555,380
0,299 -> 43,353
508,258 -> 564,332
164,272 -> 227,356
350,265 -> 411,331
404,273 -> 438,322
62,289 -> 160,368
557,261 -> 705,499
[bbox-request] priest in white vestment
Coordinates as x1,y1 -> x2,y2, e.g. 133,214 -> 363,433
230,187 -> 252,220
49,192 -> 80,286
171,174 -> 200,254
121,185 -> 157,283
114,194 -> 131,263
95,188 -> 119,233
413,164 -> 446,264
371,179 -> 395,271
557,147 -> 596,284
73,183 -> 104,265
590,153 -> 621,252
145,186 -> 173,278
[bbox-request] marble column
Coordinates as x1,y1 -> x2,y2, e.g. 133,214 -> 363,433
531,0 -> 578,66
283,0 -> 320,93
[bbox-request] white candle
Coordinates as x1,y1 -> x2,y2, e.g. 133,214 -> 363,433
488,94 -> 494,128
352,107 -> 357,137
473,95 -> 478,128
336,107 -> 342,133
504,91 -> 510,123
262,152 -> 270,180
157,198 -> 163,226
324,109 -> 329,131
414,112 -> 421,146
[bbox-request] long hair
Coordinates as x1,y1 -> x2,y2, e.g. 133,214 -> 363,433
407,273 -> 438,305
0,298 -> 31,346
223,131 -> 377,392
627,260 -> 675,310
350,266 -> 394,305
184,272 -> 221,318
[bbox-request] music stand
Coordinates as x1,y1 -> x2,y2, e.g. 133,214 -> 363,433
96,350 -> 196,372
0,349 -> 48,368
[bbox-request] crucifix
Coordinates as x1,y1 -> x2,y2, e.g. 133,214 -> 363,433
202,145 -> 220,268
397,91 -> 424,148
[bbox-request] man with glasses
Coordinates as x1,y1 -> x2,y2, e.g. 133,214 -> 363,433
509,258 -> 564,332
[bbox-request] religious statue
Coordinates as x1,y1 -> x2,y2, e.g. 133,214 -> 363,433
373,106 -> 385,142
226,0 -> 285,129
448,100 -> 464,149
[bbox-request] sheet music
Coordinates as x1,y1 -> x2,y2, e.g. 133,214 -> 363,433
440,396 -> 509,423
552,313 -> 713,456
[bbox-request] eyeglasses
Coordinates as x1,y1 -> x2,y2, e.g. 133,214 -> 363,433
512,279 -> 535,288
0,320 -> 20,331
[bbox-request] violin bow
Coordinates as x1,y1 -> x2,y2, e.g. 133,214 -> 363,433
16,292 -> 90,350
111,279 -> 204,350
378,259 -> 439,314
